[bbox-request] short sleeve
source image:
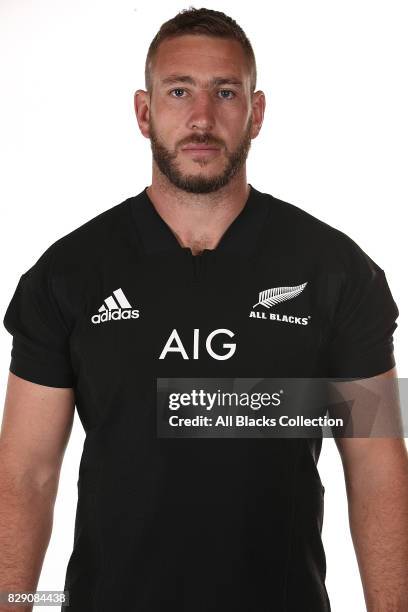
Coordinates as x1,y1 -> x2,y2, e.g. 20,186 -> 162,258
3,244 -> 75,388
325,240 -> 399,380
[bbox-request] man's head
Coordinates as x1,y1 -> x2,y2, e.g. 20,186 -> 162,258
134,7 -> 265,194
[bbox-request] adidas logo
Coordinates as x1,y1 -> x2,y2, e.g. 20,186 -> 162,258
91,288 -> 140,325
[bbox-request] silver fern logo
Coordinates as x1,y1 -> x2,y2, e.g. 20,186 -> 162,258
253,282 -> 307,308
250,282 -> 310,325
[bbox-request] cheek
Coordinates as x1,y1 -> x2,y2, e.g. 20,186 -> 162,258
219,107 -> 251,136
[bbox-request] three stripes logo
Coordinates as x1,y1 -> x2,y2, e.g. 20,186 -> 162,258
91,288 -> 140,325
250,282 -> 310,325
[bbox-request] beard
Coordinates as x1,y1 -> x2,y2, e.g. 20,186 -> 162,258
148,115 -> 253,194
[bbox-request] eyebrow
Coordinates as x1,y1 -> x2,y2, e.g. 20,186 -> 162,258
160,75 -> 243,87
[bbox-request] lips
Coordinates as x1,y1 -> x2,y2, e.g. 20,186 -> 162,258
181,144 -> 220,151
183,147 -> 218,151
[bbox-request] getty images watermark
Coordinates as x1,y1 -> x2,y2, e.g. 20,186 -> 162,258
156,377 -> 407,438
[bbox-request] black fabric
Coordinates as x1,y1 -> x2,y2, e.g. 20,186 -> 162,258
2,184 -> 399,611
324,242 -> 398,379
3,245 -> 75,387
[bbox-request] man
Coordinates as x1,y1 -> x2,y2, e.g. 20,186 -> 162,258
1,6 -> 407,612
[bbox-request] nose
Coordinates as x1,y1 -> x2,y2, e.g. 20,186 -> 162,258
187,89 -> 216,132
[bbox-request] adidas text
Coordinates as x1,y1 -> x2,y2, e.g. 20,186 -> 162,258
91,309 -> 140,325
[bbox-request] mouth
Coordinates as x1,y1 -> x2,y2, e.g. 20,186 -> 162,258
182,145 -> 220,150
181,145 -> 221,157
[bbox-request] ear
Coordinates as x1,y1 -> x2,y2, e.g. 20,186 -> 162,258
250,90 -> 266,139
134,89 -> 151,138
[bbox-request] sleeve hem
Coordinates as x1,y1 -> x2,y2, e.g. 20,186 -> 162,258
9,356 -> 75,388
326,350 -> 396,380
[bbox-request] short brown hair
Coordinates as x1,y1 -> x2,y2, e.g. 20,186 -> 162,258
145,7 -> 257,95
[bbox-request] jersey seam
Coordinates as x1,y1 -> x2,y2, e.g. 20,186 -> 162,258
282,439 -> 300,611
91,454 -> 105,611
63,202 -> 132,348
128,195 -> 148,256
48,242 -> 72,336
75,357 -> 106,611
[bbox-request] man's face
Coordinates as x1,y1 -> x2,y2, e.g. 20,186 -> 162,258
146,35 -> 256,194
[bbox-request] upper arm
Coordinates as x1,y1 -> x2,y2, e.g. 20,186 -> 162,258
322,237 -> 403,479
0,372 -> 75,492
1,241 -> 77,491
334,366 -> 408,488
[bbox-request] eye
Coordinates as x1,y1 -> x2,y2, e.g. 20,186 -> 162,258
169,88 -> 187,98
218,89 -> 236,100
169,88 -> 236,99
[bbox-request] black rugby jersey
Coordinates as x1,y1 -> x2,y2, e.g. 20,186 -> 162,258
3,184 -> 399,611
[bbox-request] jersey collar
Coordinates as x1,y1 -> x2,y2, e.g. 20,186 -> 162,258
130,183 -> 271,257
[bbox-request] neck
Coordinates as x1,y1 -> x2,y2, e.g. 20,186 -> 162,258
146,168 -> 250,255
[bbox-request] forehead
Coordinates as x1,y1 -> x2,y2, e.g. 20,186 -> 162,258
152,35 -> 249,83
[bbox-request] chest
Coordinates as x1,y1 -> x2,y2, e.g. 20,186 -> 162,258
69,252 -> 331,386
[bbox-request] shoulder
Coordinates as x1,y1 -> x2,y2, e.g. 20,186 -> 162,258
53,196 -> 134,263
27,195 -> 136,278
257,187 -> 383,279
